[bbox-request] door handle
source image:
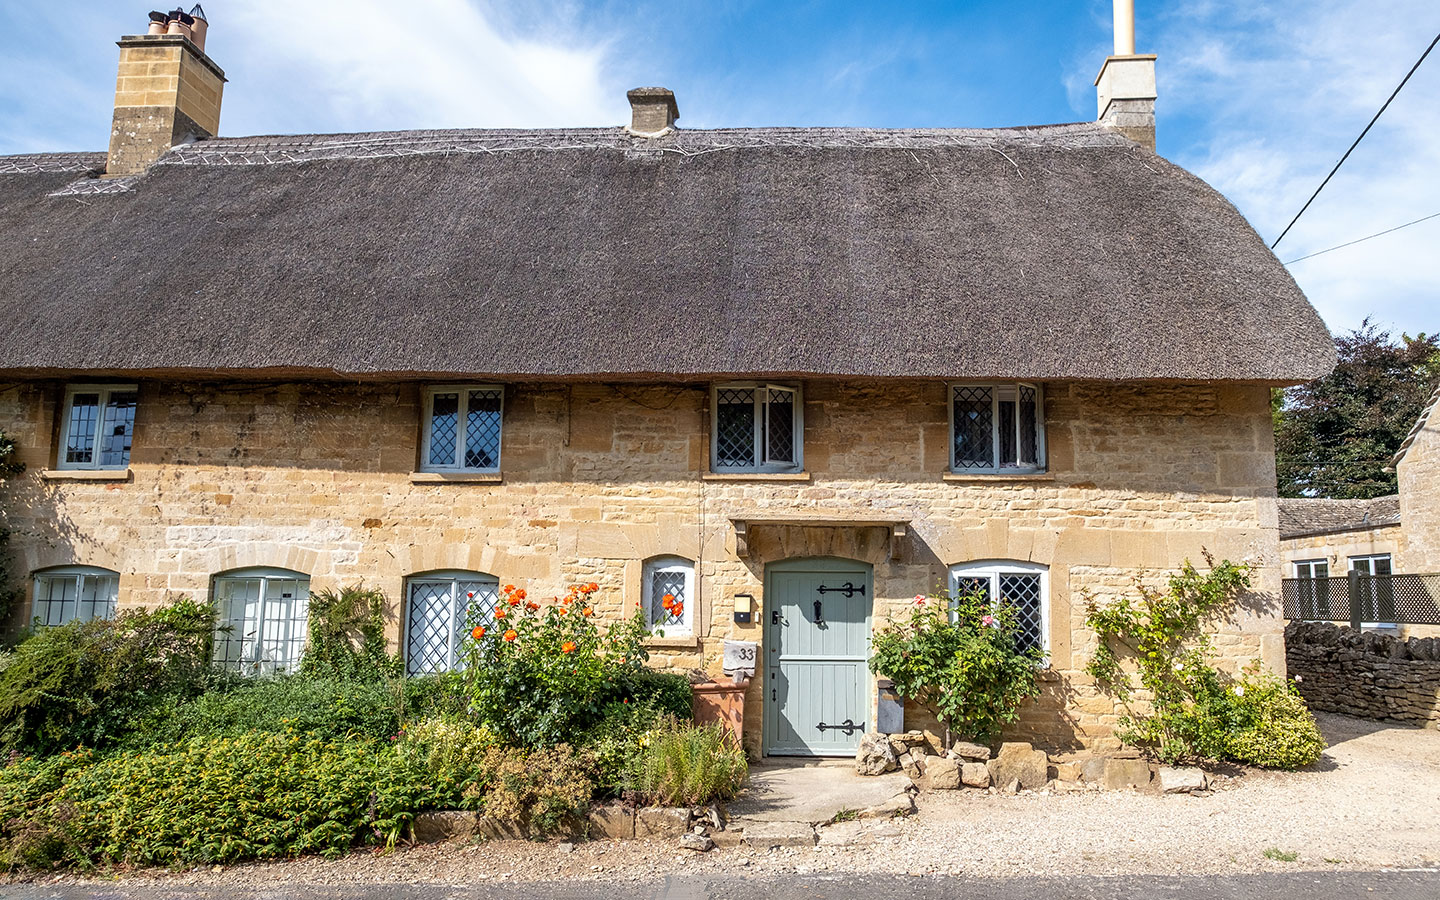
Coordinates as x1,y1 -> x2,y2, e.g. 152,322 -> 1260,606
813,598 -> 824,625
771,610 -> 782,625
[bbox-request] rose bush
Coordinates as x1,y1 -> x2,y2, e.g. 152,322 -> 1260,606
460,582 -> 657,748
868,589 -> 1043,743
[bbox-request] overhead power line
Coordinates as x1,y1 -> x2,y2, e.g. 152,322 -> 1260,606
1283,210 -> 1440,265
1271,31 -> 1440,250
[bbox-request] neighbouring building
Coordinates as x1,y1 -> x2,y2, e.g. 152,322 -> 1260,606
1279,386 -> 1440,636
0,5 -> 1335,757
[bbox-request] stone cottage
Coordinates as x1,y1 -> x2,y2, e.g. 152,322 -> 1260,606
1279,385 -> 1440,636
0,7 -> 1334,757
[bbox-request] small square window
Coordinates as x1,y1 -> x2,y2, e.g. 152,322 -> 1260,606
950,383 -> 1045,474
644,557 -> 695,636
712,383 -> 802,473
421,385 -> 503,473
58,384 -> 138,470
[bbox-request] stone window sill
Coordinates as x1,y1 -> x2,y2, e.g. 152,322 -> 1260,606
409,472 -> 503,484
702,472 -> 811,482
942,472 -> 1054,483
645,635 -> 700,650
41,468 -> 132,483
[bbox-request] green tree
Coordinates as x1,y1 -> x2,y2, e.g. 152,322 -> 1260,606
0,430 -> 24,622
1275,321 -> 1440,498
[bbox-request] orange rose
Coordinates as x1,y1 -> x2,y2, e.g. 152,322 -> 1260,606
662,593 -> 675,610
495,607 -> 507,619
503,584 -> 515,593
503,629 -> 518,642
514,589 -> 527,600
582,607 -> 594,617
470,626 -> 486,640
525,601 -> 539,611
507,596 -> 521,607
561,641 -> 577,654
587,582 -> 599,592
672,602 -> 684,617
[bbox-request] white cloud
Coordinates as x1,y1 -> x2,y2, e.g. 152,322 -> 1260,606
1153,0 -> 1440,336
215,0 -> 626,134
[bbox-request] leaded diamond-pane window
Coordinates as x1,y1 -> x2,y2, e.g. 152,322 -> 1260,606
644,557 -> 695,635
712,384 -> 802,473
405,573 -> 500,675
423,386 -> 503,472
213,569 -> 310,676
950,383 -> 1045,474
59,385 -> 139,470
950,563 -> 1048,657
32,567 -> 120,627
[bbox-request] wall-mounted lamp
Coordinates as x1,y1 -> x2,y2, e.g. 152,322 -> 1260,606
733,593 -> 754,625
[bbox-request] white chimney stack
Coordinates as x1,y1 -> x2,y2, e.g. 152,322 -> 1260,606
1095,0 -> 1156,151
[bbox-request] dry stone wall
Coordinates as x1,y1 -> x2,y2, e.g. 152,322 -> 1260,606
0,378 -> 1282,754
1285,621 -> 1440,728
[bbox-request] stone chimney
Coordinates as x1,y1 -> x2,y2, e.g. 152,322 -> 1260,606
1094,0 -> 1156,151
626,88 -> 679,137
106,8 -> 226,176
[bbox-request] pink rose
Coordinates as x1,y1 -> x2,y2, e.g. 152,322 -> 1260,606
981,614 -> 996,627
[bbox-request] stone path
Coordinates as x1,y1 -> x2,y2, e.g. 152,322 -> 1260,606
727,758 -> 913,826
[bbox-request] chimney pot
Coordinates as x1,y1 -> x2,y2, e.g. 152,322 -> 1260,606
626,87 -> 679,136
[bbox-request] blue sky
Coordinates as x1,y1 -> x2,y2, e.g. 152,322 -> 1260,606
1,0 -> 1436,339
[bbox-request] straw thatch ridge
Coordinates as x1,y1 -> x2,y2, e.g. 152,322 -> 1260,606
0,123 -> 1333,382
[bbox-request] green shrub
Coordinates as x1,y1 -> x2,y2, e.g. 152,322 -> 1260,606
581,698 -> 671,794
0,599 -> 215,753
0,749 -> 97,869
481,744 -> 595,837
624,670 -> 693,720
1085,555 -> 1325,769
302,585 -> 401,681
162,673 -> 405,744
623,720 -> 747,807
869,590 -> 1043,743
461,582 -> 654,748
1198,670 -> 1326,769
53,733 -> 437,865
395,718 -> 499,809
157,671 -> 458,746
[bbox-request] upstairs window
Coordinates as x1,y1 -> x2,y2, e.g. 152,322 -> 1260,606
643,556 -> 695,635
421,386 -> 503,473
405,571 -> 500,675
950,561 -> 1048,656
213,568 -> 310,676
950,383 -> 1045,474
712,383 -> 802,473
32,566 -> 120,627
58,384 -> 138,470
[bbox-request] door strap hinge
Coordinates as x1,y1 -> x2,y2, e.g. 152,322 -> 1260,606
816,719 -> 863,736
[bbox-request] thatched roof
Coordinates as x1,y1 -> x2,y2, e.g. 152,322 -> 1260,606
0,124 -> 1333,382
1278,495 -> 1401,540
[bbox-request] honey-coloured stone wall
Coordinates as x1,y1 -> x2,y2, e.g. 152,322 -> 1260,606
0,378 -> 1283,755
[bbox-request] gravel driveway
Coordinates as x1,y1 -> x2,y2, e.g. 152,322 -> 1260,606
10,712 -> 1439,890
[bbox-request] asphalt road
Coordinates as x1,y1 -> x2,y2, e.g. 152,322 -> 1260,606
5,871 -> 1439,900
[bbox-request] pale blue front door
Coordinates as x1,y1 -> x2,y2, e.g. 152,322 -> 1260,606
764,559 -> 873,756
